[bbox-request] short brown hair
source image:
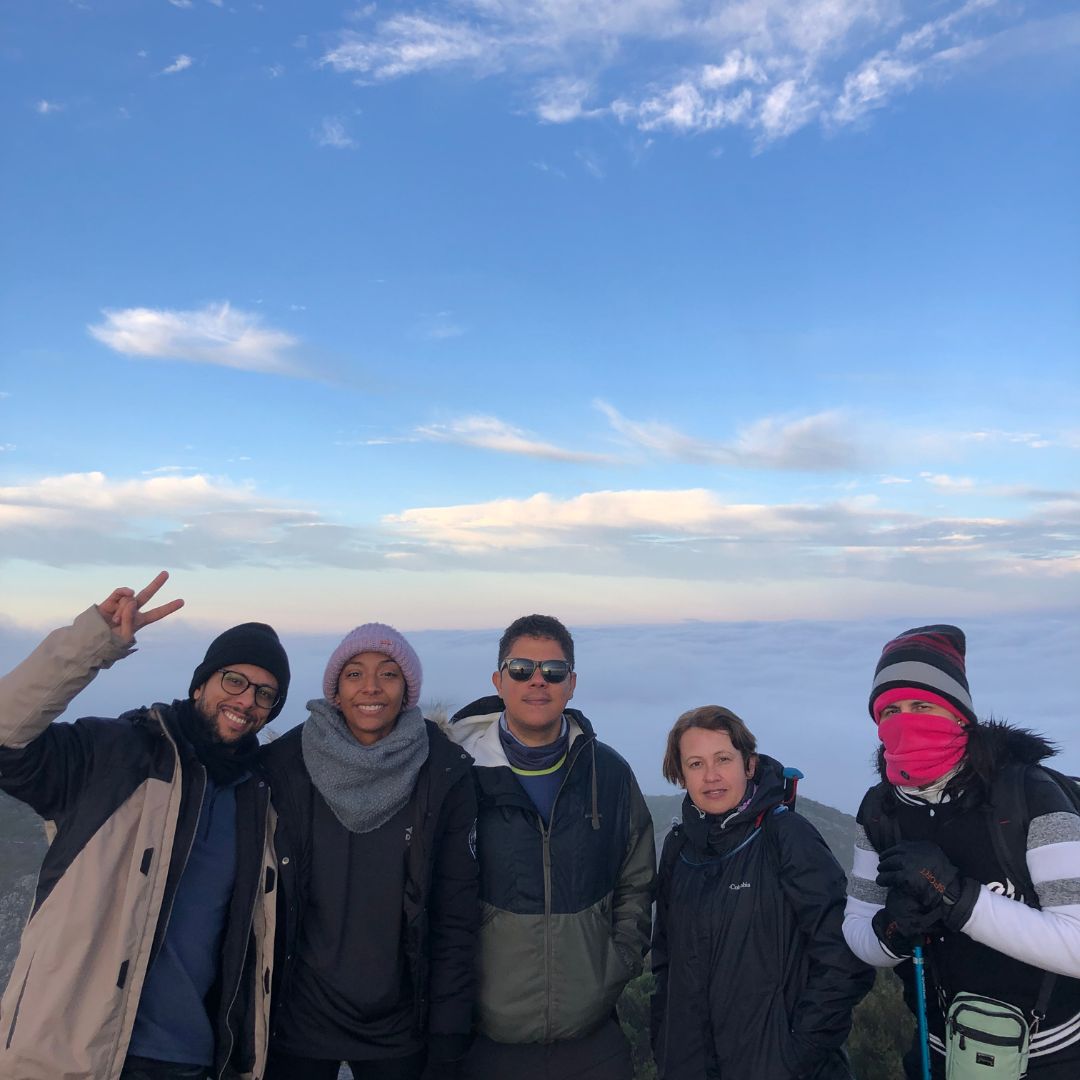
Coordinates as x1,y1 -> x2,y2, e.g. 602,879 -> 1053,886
662,705 -> 757,786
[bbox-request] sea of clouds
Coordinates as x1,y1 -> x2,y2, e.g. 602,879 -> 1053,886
1,613 -> 1076,816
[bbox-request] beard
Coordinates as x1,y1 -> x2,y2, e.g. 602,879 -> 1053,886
192,696 -> 260,747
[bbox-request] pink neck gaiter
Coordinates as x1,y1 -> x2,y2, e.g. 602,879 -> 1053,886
878,713 -> 969,787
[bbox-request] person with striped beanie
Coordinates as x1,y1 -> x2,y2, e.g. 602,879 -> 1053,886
842,623 -> 1080,1078
869,624 -> 974,789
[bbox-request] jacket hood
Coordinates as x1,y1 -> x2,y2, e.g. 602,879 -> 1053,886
443,696 -> 595,767
873,717 -> 1058,782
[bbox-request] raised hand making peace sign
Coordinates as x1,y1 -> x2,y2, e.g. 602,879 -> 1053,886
97,570 -> 185,644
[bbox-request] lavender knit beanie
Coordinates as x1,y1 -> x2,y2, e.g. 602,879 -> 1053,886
323,623 -> 423,709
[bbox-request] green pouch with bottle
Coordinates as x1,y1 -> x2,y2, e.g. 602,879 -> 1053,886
945,992 -> 1029,1079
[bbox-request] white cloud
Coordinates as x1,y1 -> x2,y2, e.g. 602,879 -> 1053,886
921,472 -> 977,491
597,401 -> 865,470
35,100 -> 65,115
0,445 -> 14,453
0,470 -> 375,570
319,0 -> 1021,146
169,0 -> 194,7
322,16 -> 502,80
88,302 -> 303,375
832,0 -> 996,125
162,54 -> 194,75
535,76 -> 597,123
415,416 -> 618,463
314,116 -> 356,148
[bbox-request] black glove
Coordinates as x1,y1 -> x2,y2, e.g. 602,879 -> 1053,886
871,888 -> 942,957
876,841 -> 979,932
876,842 -> 962,908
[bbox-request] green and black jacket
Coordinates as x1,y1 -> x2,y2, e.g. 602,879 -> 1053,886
444,697 -> 655,1045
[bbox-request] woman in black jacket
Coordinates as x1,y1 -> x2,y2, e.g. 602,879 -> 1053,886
261,624 -> 479,1080
651,705 -> 873,1080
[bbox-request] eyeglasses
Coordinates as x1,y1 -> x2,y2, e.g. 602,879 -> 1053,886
219,669 -> 279,710
500,658 -> 573,684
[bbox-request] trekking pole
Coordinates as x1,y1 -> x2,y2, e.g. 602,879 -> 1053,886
912,945 -> 932,1080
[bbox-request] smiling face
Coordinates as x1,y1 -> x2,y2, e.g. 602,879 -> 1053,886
492,634 -> 576,747
334,651 -> 407,745
192,663 -> 277,744
679,726 -> 756,816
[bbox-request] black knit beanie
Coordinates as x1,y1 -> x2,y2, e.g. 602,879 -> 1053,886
869,623 -> 975,725
189,622 -> 290,721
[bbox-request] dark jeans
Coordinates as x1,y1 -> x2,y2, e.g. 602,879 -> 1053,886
120,1057 -> 210,1080
462,1018 -> 632,1080
265,1047 -> 426,1080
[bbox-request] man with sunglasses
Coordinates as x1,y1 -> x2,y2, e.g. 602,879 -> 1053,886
445,615 -> 655,1080
0,572 -> 289,1080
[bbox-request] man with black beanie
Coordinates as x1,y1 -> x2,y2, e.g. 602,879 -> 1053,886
0,571 -> 289,1080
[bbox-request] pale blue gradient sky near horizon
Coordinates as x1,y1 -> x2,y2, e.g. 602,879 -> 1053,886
1,0 -> 1078,778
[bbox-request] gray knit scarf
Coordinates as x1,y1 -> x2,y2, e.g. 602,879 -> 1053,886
301,698 -> 429,833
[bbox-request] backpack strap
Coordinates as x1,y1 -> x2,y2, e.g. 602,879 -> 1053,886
986,762 -> 1037,906
860,782 -> 902,853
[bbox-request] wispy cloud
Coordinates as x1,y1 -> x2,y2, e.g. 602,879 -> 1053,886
162,54 -> 194,75
35,100 -> 65,115
415,416 -> 618,463
535,76 -> 598,124
575,148 -> 605,179
597,401 -> 865,470
88,302 -> 303,375
314,116 -> 356,148
322,15 -> 501,81
921,472 -> 977,491
168,0 -> 194,8
319,0 -> 1026,146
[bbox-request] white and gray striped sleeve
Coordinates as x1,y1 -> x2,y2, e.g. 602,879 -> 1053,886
843,822 -> 902,967
964,806 -> 1080,977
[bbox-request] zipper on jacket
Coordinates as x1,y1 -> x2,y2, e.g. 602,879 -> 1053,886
108,716 -> 204,1079
152,755 -> 206,957
216,782 -> 271,1080
534,738 -> 591,1042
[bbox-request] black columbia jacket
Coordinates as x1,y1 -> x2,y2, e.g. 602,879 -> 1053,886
652,756 -> 873,1080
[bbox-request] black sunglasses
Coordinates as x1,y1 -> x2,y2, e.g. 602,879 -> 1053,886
500,658 -> 573,684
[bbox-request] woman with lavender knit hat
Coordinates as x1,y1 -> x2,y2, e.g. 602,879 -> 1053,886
261,624 -> 479,1080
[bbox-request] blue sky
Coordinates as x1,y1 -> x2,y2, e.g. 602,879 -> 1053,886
2,0 -> 1078,642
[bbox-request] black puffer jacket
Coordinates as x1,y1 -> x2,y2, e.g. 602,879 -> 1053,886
846,723 -> 1080,1073
651,756 -> 874,1080
261,720 -> 479,1051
